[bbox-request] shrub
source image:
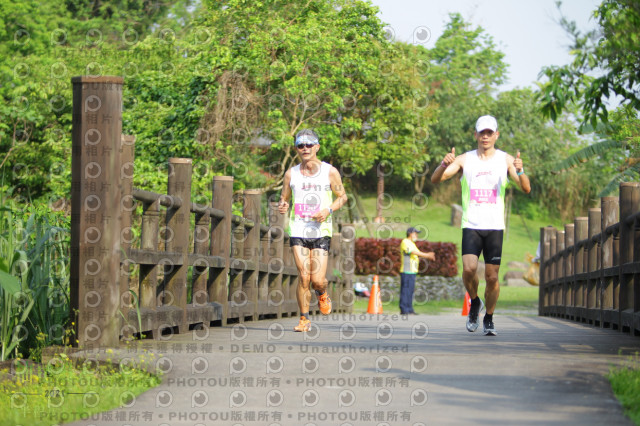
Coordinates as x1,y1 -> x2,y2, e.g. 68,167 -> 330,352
354,238 -> 458,277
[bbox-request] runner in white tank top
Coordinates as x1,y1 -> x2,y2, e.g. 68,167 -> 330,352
278,129 -> 348,332
431,115 -> 531,336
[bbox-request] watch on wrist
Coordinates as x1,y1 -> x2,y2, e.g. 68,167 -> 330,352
328,208 -> 333,215
517,168 -> 525,176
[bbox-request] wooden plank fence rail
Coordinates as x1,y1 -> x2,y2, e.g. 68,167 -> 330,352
539,182 -> 640,335
70,76 -> 355,349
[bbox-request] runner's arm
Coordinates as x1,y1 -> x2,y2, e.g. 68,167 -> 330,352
278,169 -> 292,214
431,149 -> 464,184
506,152 -> 531,194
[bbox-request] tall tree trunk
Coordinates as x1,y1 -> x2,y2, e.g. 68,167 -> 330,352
375,162 -> 384,223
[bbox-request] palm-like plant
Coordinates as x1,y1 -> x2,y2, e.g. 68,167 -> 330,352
552,109 -> 640,197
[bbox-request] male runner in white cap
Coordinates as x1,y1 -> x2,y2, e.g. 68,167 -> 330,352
431,116 -> 531,335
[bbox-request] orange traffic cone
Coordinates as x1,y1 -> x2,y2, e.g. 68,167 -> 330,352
461,292 -> 471,316
367,275 -> 383,314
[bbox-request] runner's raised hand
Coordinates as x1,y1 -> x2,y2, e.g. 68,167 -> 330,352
514,151 -> 523,172
442,147 -> 456,167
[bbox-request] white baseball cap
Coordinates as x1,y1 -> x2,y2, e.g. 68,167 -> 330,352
475,115 -> 498,132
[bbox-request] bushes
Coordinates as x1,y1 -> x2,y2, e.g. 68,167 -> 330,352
354,238 -> 458,277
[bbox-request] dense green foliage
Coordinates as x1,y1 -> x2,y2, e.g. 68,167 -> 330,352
1,0 -> 616,219
539,0 -> 640,128
537,0 -> 640,199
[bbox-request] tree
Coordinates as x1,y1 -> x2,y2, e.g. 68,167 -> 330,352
417,13 -> 508,193
539,0 -> 640,129
194,0 -> 436,192
0,0 -> 196,199
537,0 -> 640,199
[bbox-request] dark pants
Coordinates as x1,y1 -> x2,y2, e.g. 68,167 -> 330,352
399,273 -> 416,314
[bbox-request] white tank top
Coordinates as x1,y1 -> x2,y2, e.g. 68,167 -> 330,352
460,149 -> 508,230
287,161 -> 333,238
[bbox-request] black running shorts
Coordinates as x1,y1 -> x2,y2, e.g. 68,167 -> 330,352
290,236 -> 331,252
461,228 -> 504,265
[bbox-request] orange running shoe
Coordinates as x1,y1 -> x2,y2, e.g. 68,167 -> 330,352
318,292 -> 332,315
293,316 -> 311,332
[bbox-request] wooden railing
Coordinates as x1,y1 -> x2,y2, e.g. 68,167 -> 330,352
69,76 -> 355,348
539,182 -> 640,335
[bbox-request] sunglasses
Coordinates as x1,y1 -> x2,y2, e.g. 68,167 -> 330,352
296,143 -> 317,149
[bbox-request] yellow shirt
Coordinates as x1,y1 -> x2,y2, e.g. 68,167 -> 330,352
400,238 -> 419,274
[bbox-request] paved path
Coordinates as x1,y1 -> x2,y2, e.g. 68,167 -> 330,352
69,313 -> 640,426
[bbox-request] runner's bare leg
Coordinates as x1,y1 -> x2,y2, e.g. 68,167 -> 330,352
292,245 -> 312,313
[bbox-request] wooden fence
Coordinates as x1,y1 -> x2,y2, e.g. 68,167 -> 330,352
539,182 -> 640,335
69,76 -> 355,349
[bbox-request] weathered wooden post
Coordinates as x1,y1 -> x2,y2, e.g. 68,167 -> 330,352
210,176 -> 233,325
619,182 -> 640,332
243,190 -> 262,321
556,230 -> 565,316
70,76 -> 123,348
601,197 -> 619,327
164,158 -> 192,334
258,222 -> 271,316
119,134 -> 135,337
229,216 -> 246,322
268,201 -> 286,318
192,206 -> 211,307
564,223 -> 575,316
139,197 -> 160,336
574,217 -> 588,320
586,208 -> 601,323
539,226 -> 554,316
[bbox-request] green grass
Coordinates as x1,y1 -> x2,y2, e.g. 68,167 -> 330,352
351,285 -> 538,315
355,193 -> 564,276
608,353 -> 640,425
0,352 -> 161,425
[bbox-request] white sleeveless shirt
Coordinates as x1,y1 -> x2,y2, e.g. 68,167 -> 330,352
460,149 -> 508,230
287,162 -> 333,238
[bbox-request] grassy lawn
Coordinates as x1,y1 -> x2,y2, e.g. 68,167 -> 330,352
355,192 -> 564,277
0,352 -> 160,425
351,285 -> 539,315
608,354 -> 640,425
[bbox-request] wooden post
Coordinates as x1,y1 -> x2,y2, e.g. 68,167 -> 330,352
556,230 -> 565,315
229,217 -> 246,321
243,190 -> 262,321
564,224 -> 575,313
164,158 -> 192,334
70,76 -> 123,349
259,223 -> 271,315
139,198 -> 160,335
210,176 -> 233,325
549,228 -> 557,310
587,208 -> 601,322
539,226 -> 554,316
619,182 -> 640,333
192,210 -> 211,306
268,201 -> 285,318
601,197 -> 618,327
574,217 -> 588,318
119,134 -> 135,337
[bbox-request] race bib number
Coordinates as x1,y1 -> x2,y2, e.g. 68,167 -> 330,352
294,203 -> 319,217
470,188 -> 497,204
